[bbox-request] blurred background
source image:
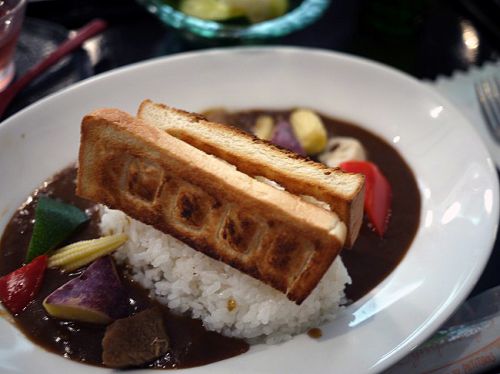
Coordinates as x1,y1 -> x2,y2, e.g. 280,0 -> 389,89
7,0 -> 499,116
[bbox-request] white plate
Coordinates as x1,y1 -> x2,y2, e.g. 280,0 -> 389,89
0,47 -> 498,374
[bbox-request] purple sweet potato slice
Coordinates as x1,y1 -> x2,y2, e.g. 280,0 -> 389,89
270,119 -> 306,156
43,256 -> 129,324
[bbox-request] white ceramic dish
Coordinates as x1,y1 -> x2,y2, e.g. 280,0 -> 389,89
0,47 -> 497,374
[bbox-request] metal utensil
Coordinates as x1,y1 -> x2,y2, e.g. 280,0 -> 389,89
475,76 -> 500,143
0,19 -> 107,119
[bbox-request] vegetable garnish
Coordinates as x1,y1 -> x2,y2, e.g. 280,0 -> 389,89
26,197 -> 89,262
340,161 -> 392,237
0,255 -> 48,314
180,0 -> 242,21
48,234 -> 128,272
271,119 -> 306,156
290,109 -> 328,155
43,256 -> 129,324
254,115 -> 274,140
179,0 -> 289,23
235,0 -> 289,23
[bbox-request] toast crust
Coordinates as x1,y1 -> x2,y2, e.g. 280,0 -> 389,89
137,100 -> 365,247
77,109 -> 347,303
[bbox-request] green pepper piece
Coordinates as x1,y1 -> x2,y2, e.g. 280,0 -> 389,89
26,197 -> 89,262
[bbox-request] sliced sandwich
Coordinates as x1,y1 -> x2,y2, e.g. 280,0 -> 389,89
137,100 -> 365,247
77,109 -> 354,304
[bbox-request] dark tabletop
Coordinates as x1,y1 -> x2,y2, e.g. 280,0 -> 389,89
4,0 -> 500,371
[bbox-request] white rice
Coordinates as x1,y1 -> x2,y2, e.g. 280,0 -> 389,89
100,207 -> 351,344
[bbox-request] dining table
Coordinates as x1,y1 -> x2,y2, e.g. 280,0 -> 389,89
3,0 -> 500,372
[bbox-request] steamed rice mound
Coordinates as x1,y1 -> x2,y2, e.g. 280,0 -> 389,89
100,207 -> 351,344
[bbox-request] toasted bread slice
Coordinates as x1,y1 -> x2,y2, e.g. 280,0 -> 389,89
137,100 -> 365,247
77,109 -> 347,304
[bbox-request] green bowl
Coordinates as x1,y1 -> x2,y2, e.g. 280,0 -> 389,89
137,0 -> 331,41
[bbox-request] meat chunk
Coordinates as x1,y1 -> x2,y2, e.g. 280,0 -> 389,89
102,307 -> 169,368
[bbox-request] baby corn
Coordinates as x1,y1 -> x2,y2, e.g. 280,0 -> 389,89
48,234 -> 128,271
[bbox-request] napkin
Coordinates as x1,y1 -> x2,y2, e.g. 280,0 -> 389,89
425,60 -> 500,168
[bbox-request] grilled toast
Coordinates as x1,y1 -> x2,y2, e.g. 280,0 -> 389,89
77,109 -> 347,304
137,100 -> 365,246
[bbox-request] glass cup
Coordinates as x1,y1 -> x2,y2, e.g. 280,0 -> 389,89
0,0 -> 26,91
137,0 -> 331,42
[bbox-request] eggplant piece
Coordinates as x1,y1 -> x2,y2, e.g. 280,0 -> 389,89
270,119 -> 306,156
102,308 -> 169,368
43,256 -> 129,324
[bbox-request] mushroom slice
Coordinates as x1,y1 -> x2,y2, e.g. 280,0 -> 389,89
319,137 -> 367,168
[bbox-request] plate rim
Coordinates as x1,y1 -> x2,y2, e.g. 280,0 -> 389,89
0,46 -> 498,373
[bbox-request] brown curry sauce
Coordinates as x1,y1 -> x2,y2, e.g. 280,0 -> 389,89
0,110 -> 420,368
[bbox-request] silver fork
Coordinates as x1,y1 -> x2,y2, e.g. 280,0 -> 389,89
476,76 -> 500,143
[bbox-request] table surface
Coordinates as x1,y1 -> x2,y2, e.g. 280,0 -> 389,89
5,0 -> 500,371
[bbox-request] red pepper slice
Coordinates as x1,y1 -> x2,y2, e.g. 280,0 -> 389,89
0,255 -> 48,314
340,161 -> 392,237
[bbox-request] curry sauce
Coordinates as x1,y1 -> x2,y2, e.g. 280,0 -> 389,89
0,110 -> 420,368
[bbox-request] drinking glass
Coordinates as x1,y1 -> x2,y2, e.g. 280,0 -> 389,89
0,0 -> 26,91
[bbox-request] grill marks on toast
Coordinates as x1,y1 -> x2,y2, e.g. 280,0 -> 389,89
174,184 -> 217,230
127,158 -> 164,203
219,210 -> 261,255
124,161 -> 312,296
110,155 -> 318,301
77,109 -> 346,303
